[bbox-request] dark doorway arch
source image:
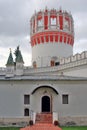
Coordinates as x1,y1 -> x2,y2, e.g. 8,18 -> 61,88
31,86 -> 58,95
42,96 -> 50,112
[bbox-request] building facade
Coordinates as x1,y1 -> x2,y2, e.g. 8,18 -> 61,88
0,8 -> 87,126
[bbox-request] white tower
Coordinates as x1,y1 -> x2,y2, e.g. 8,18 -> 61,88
30,8 -> 74,68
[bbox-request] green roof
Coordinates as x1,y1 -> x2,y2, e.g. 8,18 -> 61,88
6,50 -> 14,66
14,46 -> 24,63
16,51 -> 24,63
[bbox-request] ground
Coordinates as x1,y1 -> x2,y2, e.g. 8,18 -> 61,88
0,126 -> 87,130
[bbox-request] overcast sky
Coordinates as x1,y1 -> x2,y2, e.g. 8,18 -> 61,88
0,0 -> 87,67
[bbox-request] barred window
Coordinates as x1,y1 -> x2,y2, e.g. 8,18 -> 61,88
24,95 -> 30,104
62,95 -> 69,104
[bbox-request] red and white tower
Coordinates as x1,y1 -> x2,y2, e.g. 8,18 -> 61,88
30,8 -> 74,68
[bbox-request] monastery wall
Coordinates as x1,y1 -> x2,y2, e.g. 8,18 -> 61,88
0,51 -> 87,77
24,51 -> 87,77
60,51 -> 87,64
0,79 -> 87,125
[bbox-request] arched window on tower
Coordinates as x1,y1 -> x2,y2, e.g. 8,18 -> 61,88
37,17 -> 43,31
50,60 -> 55,66
33,61 -> 37,68
38,19 -> 43,27
50,17 -> 57,29
50,57 -> 60,67
24,108 -> 29,116
64,17 -> 69,31
33,19 -> 35,33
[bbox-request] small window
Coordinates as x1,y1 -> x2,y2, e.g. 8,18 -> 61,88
64,19 -> 69,30
38,19 -> 43,27
51,17 -> 56,25
50,60 -> 55,66
24,108 -> 29,116
55,62 -> 60,66
24,95 -> 30,104
33,61 -> 37,68
62,95 -> 69,104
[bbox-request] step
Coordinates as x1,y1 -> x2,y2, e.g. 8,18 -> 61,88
36,113 -> 52,124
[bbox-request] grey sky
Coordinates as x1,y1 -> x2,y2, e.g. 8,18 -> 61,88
0,0 -> 87,66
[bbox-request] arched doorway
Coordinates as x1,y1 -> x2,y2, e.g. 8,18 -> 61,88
42,96 -> 50,112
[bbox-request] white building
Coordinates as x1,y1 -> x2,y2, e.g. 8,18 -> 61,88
0,8 -> 87,126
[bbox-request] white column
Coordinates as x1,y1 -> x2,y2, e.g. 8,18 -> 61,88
40,35 -> 41,44
63,13 -> 65,31
66,35 -> 68,44
33,112 -> 36,124
53,34 -> 55,43
53,112 -> 58,123
31,18 -> 33,35
35,15 -> 37,32
69,16 -> 71,32
30,20 -> 32,35
58,34 -> 60,43
42,11 -> 44,30
62,34 -> 64,43
48,11 -> 50,29
57,13 -> 59,29
44,35 -> 46,43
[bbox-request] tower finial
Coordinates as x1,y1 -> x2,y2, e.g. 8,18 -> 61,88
59,6 -> 62,12
6,48 -> 14,66
45,6 -> 47,9
35,10 -> 36,14
10,48 -> 12,53
45,6 -> 48,12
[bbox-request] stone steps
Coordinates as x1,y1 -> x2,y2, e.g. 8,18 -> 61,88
35,113 -> 52,124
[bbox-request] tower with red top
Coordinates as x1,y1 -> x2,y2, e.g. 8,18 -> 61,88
30,8 -> 74,68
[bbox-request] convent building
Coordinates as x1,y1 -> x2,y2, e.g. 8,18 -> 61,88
0,8 -> 87,126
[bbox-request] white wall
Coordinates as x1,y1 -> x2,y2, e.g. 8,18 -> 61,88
32,43 -> 73,67
0,81 -> 33,117
64,66 -> 87,77
0,79 -> 87,119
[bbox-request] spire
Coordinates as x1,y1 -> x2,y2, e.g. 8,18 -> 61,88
14,46 -> 24,63
6,48 -> 14,66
